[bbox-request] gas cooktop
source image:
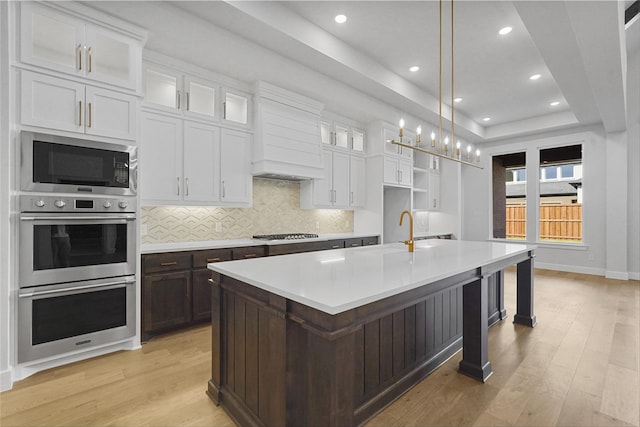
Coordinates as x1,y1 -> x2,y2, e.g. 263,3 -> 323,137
253,233 -> 319,241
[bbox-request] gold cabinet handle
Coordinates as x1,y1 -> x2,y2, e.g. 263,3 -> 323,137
185,177 -> 189,196
186,92 -> 190,111
160,262 -> 177,266
87,46 -> 92,72
177,177 -> 180,196
244,254 -> 257,259
177,91 -> 181,109
87,102 -> 92,128
78,100 -> 82,126
351,243 -> 360,247
207,257 -> 221,262
207,278 -> 215,283
77,44 -> 82,70
331,244 -> 341,249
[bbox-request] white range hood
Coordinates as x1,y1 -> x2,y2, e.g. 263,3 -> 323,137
252,82 -> 325,181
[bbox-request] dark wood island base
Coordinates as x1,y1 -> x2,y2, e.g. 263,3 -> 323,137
207,250 -> 536,427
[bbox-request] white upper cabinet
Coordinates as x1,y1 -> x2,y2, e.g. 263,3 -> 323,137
140,112 -> 251,206
384,157 -> 412,188
321,117 -> 366,153
140,113 -> 183,203
143,62 -> 250,128
219,129 -> 252,203
223,90 -> 249,126
21,70 -> 136,140
351,128 -> 365,153
383,126 -> 413,160
20,2 -> 142,91
183,121 -> 220,203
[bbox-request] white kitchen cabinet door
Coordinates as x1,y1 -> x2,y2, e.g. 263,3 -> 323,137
20,3 -> 141,90
84,25 -> 139,90
185,76 -> 217,119
223,89 -> 249,126
349,155 -> 366,208
334,123 -> 349,149
183,121 -> 220,203
331,151 -> 350,207
428,172 -> 441,210
144,67 -> 180,111
20,2 -> 84,77
352,128 -> 365,152
220,129 -> 251,203
21,71 -> 84,133
398,160 -> 413,186
383,156 -> 400,185
320,121 -> 332,146
84,86 -> 136,140
140,113 -> 183,203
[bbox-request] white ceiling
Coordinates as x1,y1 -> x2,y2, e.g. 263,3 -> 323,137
87,0 -> 638,143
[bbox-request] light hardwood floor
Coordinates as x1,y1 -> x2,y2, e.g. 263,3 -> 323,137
1,268 -> 638,427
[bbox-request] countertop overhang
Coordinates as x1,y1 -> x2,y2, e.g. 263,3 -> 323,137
208,239 -> 535,315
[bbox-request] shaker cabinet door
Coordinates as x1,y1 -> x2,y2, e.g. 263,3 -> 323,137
220,129 -> 251,203
183,121 -> 220,203
84,86 -> 136,140
21,71 -> 84,133
140,113 -> 183,203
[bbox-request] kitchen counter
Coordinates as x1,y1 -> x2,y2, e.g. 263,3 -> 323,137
206,239 -> 537,426
140,232 -> 379,253
208,239 -> 531,315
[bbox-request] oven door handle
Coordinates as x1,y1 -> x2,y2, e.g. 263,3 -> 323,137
19,278 -> 136,298
20,215 -> 136,221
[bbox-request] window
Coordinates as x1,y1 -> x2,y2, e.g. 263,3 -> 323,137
492,152 -> 526,240
539,145 -> 582,243
492,144 -> 583,244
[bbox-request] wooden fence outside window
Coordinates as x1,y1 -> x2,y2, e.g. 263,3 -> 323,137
506,204 -> 582,242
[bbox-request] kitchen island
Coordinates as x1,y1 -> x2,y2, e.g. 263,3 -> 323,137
206,239 -> 536,427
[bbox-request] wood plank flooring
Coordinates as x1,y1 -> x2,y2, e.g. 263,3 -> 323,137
1,268 -> 638,427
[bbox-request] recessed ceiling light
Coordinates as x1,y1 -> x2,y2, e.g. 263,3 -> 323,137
334,14 -> 347,24
454,97 -> 462,103
550,101 -> 560,106
409,66 -> 420,72
498,26 -> 513,36
529,74 -> 541,80
483,117 -> 491,122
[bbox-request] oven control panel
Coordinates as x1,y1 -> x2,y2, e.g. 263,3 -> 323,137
20,195 -> 135,213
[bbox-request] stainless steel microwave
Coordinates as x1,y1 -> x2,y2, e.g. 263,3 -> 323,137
21,132 -> 137,196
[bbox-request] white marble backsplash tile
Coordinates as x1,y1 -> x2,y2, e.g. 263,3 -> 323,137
141,178 -> 354,244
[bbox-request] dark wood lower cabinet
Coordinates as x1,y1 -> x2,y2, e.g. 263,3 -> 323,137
142,238 -> 378,341
142,270 -> 192,336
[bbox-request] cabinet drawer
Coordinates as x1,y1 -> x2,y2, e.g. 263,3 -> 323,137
143,252 -> 191,273
362,236 -> 379,246
193,249 -> 232,268
232,246 -> 266,260
268,241 -> 326,256
344,238 -> 363,248
326,240 -> 345,250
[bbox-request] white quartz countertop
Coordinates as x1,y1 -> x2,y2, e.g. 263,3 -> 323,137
140,233 -> 379,253
209,239 -> 535,315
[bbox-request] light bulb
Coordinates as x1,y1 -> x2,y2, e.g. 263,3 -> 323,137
416,125 -> 422,135
476,148 -> 481,162
430,131 -> 436,147
399,118 -> 405,129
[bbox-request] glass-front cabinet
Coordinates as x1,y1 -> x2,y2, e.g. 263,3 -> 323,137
20,2 -> 141,90
321,116 -> 366,153
143,63 -> 249,127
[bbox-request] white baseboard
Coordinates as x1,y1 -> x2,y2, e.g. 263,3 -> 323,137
0,368 -> 12,392
630,272 -> 640,281
605,270 -> 630,280
535,262 -> 605,277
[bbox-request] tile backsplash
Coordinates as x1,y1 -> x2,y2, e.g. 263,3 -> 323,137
141,178 -> 354,244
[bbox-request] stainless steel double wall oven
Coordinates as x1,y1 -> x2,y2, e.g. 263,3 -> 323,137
18,132 -> 138,363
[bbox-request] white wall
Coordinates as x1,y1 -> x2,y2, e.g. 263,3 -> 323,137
429,160 -> 462,238
627,46 -> 640,280
0,0 -> 12,391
